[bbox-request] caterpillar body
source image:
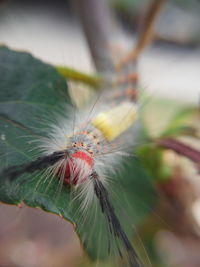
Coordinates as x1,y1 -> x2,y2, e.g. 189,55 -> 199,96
0,59 -> 146,267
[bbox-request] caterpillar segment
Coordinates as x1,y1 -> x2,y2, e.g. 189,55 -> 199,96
92,102 -> 138,141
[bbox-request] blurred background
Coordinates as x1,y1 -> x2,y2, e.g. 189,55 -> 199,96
0,0 -> 200,266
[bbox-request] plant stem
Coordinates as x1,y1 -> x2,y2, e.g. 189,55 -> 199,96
157,138 -> 200,171
75,0 -> 114,74
122,0 -> 167,64
56,65 -> 102,88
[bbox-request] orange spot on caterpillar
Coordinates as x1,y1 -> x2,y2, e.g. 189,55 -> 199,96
127,73 -> 138,82
125,87 -> 138,101
117,73 -> 138,84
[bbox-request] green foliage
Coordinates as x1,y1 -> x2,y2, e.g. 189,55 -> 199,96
0,46 -> 156,261
138,99 -> 198,183
160,106 -> 198,138
138,144 -> 172,183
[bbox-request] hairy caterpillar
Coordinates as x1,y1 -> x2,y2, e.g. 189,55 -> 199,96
0,53 -> 151,267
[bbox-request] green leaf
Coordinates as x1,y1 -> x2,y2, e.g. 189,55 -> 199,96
0,46 -> 156,262
138,144 -> 173,182
0,45 -> 71,215
160,106 -> 198,137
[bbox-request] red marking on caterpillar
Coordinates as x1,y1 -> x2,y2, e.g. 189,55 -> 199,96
72,151 -> 93,166
58,151 -> 94,186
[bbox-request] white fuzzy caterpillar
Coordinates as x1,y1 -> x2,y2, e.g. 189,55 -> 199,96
38,97 -> 138,204
0,93 -> 142,266
34,91 -> 143,266
0,64 -> 145,266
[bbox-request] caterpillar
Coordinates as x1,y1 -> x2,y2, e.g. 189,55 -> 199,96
0,55 -> 148,266
0,0 -> 164,265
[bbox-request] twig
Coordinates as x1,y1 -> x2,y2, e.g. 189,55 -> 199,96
157,138 -> 200,171
122,0 -> 167,64
75,0 -> 114,74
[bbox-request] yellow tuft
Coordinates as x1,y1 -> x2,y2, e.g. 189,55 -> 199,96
92,102 -> 137,141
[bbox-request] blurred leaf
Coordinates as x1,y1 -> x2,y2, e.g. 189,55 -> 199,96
160,106 -> 198,138
0,46 -> 156,262
139,104 -> 197,183
138,144 -> 172,182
